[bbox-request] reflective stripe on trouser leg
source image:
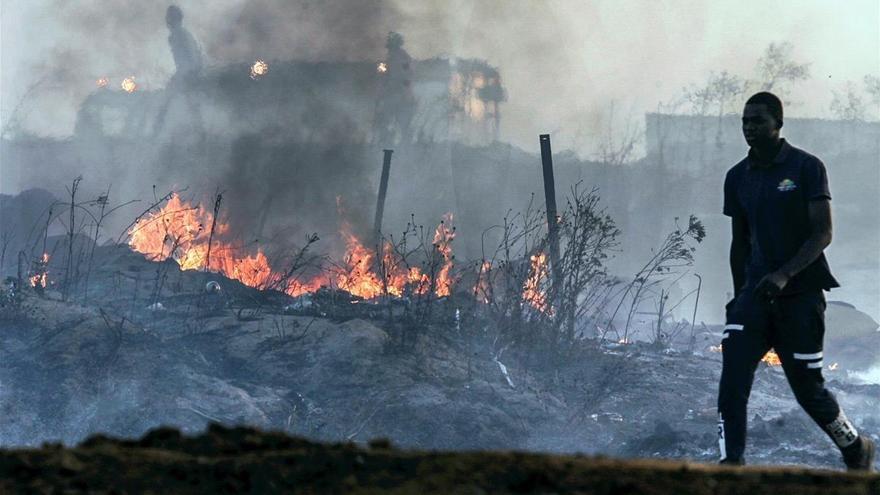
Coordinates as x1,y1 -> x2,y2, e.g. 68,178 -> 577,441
825,411 -> 859,448
721,324 -> 743,342
717,323 -> 756,463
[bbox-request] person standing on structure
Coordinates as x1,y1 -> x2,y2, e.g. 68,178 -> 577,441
717,91 -> 874,470
154,4 -> 205,140
374,32 -> 415,146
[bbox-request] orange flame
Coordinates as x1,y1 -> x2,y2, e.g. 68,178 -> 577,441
334,217 -> 451,299
129,195 -> 457,301
336,228 -> 385,300
432,213 -> 455,297
127,194 -> 291,292
761,350 -> 782,366
709,344 -> 782,367
523,251 -> 551,313
96,77 -> 109,88
29,253 -> 49,288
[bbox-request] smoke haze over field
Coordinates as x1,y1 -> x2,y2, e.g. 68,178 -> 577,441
2,0 -> 878,155
1,0 -> 878,322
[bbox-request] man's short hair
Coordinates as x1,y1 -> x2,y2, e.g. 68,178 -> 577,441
745,92 -> 783,128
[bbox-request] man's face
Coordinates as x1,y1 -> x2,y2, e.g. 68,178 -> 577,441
742,104 -> 780,147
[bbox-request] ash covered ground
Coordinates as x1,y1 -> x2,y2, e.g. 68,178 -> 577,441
0,233 -> 878,471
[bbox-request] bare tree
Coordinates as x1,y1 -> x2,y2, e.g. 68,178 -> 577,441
863,75 -> 880,121
755,41 -> 811,94
830,82 -> 866,121
595,101 -> 643,166
682,71 -> 747,154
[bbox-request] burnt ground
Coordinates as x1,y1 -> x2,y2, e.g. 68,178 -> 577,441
1,424 -> 879,494
0,242 -> 879,481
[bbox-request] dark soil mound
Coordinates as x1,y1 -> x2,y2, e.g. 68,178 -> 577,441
2,424 -> 878,494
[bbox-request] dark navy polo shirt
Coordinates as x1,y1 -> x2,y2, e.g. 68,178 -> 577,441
723,139 -> 839,295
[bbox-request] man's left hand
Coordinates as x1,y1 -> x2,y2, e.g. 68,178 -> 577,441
755,271 -> 790,300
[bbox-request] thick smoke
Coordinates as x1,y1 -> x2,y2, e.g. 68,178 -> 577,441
3,1 -> 878,151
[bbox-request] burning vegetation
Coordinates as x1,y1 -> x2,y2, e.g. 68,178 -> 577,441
126,194 -> 463,303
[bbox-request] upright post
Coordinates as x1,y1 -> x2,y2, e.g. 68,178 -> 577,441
373,149 -> 394,243
539,134 -> 561,285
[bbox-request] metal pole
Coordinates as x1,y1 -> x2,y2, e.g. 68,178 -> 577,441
539,134 -> 561,284
373,149 -> 394,243
689,273 -> 702,353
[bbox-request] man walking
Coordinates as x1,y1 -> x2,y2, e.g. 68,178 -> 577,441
717,91 -> 875,470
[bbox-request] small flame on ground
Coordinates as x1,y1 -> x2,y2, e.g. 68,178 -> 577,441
250,60 -> 269,79
432,213 -> 455,297
121,77 -> 137,93
376,62 -> 387,74
473,260 -> 492,304
335,215 -> 453,299
29,253 -> 49,288
762,350 -> 781,366
523,251 -> 551,313
96,77 -> 109,88
708,344 -> 782,366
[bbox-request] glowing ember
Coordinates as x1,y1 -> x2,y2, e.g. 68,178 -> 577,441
96,77 -> 109,88
121,77 -> 137,93
29,253 -> 49,288
250,60 -> 269,79
523,251 -> 551,313
376,62 -> 387,74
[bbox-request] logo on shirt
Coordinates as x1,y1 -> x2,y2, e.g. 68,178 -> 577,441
777,178 -> 797,192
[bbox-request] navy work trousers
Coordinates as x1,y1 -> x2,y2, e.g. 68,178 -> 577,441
717,289 -> 845,462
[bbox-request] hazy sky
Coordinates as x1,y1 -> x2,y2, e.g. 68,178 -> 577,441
1,0 -> 878,156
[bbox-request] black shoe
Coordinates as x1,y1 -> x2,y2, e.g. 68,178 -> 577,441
719,458 -> 745,466
843,436 -> 875,472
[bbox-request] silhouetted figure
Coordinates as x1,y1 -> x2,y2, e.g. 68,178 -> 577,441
167,5 -> 203,80
374,32 -> 416,146
153,5 -> 205,141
